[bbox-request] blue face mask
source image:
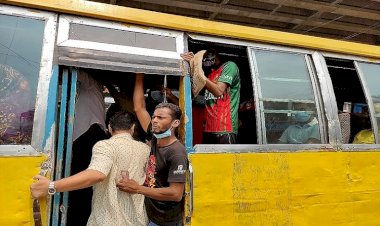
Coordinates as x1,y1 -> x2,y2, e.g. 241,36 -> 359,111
294,111 -> 311,123
153,128 -> 172,139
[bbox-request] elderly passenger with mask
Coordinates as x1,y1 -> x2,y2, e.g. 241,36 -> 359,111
278,109 -> 321,144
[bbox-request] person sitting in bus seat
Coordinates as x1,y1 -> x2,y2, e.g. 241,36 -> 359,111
352,116 -> 376,144
181,49 -> 241,144
31,111 -> 150,226
352,129 -> 376,144
278,111 -> 321,144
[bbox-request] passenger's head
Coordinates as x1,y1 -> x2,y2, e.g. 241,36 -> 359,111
203,49 -> 222,69
152,103 -> 182,136
105,103 -> 122,128
293,103 -> 315,123
360,116 -> 372,130
294,111 -> 311,123
155,103 -> 182,120
108,111 -> 136,135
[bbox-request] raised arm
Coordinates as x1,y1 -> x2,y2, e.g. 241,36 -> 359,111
180,51 -> 228,97
133,73 -> 151,132
162,87 -> 179,106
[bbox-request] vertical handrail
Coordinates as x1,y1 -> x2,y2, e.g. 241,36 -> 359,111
60,68 -> 78,226
52,68 -> 69,226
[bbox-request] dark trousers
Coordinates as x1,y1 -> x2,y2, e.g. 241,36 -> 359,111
66,124 -> 107,226
202,132 -> 237,144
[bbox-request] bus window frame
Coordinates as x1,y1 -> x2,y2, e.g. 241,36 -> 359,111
249,47 -> 327,145
354,61 -> 380,144
319,51 -> 380,147
311,52 -> 342,145
188,33 -> 332,150
189,33 -> 380,151
56,15 -> 185,75
315,51 -> 380,148
0,5 -> 57,156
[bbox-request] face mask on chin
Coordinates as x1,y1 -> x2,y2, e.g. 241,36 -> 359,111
153,128 -> 172,139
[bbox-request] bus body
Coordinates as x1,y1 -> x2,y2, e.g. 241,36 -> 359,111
0,1 -> 380,226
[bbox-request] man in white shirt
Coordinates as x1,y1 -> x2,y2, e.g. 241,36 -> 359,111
31,111 -> 150,226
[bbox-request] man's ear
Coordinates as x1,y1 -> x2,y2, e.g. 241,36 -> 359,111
130,124 -> 136,136
172,119 -> 180,128
108,124 -> 113,135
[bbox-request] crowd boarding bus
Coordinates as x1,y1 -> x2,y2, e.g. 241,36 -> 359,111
1,1 -> 380,226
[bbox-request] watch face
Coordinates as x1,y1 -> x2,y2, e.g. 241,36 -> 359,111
48,187 -> 56,195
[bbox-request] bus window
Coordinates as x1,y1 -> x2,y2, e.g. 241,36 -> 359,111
355,62 -> 380,144
252,50 -> 322,144
188,38 -> 256,144
0,14 -> 44,145
326,58 -> 371,144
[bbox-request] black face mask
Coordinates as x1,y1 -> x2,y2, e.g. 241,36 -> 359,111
202,52 -> 216,68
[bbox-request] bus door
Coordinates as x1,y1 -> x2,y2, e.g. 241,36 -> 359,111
0,4 -> 57,226
53,14 -> 189,226
51,67 -> 77,226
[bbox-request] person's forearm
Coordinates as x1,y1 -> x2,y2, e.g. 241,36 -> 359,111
133,73 -> 146,111
205,79 -> 226,97
133,73 -> 151,132
54,170 -> 105,192
137,185 -> 183,202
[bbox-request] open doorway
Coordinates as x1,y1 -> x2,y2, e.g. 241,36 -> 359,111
58,68 -> 181,226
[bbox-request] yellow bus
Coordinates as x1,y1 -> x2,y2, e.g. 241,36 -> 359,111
1,1 -> 380,226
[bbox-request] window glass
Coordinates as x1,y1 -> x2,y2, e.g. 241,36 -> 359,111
0,14 -> 44,145
356,62 -> 380,143
254,50 -> 321,144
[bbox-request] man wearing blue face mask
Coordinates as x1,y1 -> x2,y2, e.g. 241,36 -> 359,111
117,73 -> 188,226
278,110 -> 321,144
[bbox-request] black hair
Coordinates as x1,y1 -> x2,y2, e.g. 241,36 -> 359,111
109,111 -> 136,131
155,103 -> 182,120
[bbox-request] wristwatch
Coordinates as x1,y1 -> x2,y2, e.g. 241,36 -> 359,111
48,181 -> 56,195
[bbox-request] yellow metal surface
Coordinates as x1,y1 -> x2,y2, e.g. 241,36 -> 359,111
188,151 -> 380,226
1,0 -> 380,59
0,156 -> 48,226
178,76 -> 185,144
